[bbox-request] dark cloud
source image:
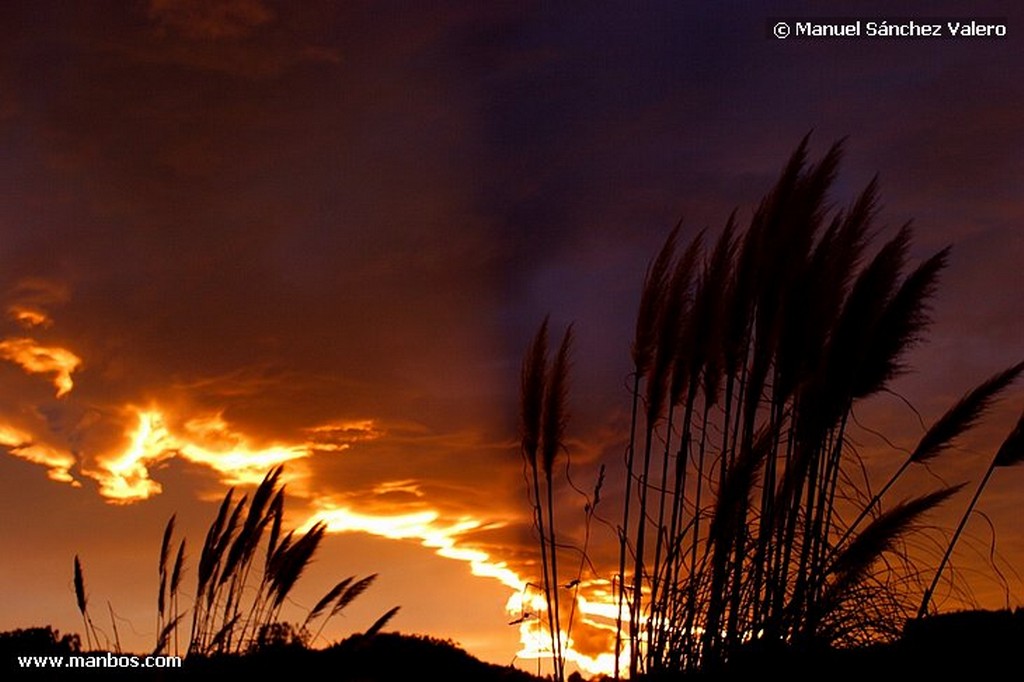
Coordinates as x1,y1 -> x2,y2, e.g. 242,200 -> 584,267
147,0 -> 274,41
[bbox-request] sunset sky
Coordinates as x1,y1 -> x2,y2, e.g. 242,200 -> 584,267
1,1 -> 1022,677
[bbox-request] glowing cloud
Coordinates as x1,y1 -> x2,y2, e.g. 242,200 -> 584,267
306,501 -> 620,677
0,337 -> 83,397
304,420 -> 383,451
309,503 -> 526,590
91,407 -> 312,503
0,423 -> 77,485
6,305 -> 52,329
508,583 -> 624,678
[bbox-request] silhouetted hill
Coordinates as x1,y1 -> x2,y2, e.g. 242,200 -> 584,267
8,612 -> 1024,681
638,609 -> 1024,681
3,629 -> 542,681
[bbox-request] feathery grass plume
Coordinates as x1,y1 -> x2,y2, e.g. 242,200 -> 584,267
189,490 -> 241,653
835,362 -> 1024,559
170,538 -> 186,655
333,574 -> 378,617
196,488 -> 234,610
363,606 -> 401,638
267,529 -> 296,578
686,221 -> 735,483
153,615 -> 184,656
542,327 -> 572,479
221,467 -> 282,588
827,484 -> 966,599
755,140 -> 839,326
741,138 -> 832,422
159,514 -> 175,580
158,515 -> 175,629
304,576 -> 355,642
629,225 -> 705,676
265,487 -> 285,572
73,555 -> 98,650
794,225 -> 911,454
852,245 -> 949,400
774,196 -> 864,403
632,222 -> 680,378
698,219 -> 736,407
745,142 -> 838,601
208,494 -> 246,600
649,231 -> 702,422
73,555 -> 87,618
913,362 -> 1024,465
649,222 -> 733,664
519,320 -> 559,679
920,408 -> 1024,617
786,243 -> 947,623
270,522 -> 327,610
308,574 -> 379,643
666,231 -> 706,405
646,229 -> 702,654
759,183 -> 866,626
73,556 -> 87,643
615,223 -> 681,678
305,577 -> 354,627
542,325 -> 573,682
991,408 -> 1024,468
721,211 -> 762,379
218,468 -> 283,648
170,539 -> 186,598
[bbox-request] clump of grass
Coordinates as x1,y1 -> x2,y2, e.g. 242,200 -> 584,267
517,135 -> 1024,678
74,466 -> 398,657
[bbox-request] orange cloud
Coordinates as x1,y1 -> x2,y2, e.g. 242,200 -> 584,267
89,407 -> 313,502
305,500 -> 619,678
0,422 -> 77,485
0,337 -> 82,397
305,420 -> 384,451
6,305 -> 52,329
7,277 -> 69,308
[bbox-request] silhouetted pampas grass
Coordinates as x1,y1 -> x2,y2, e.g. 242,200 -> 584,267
520,320 -> 573,682
74,466 -> 396,658
72,555 -> 98,650
919,408 -> 1024,618
516,136 -> 1024,678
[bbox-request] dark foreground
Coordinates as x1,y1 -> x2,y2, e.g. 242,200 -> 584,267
2,631 -> 539,682
5,609 -> 1023,681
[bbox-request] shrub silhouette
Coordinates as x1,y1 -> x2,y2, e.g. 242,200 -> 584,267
518,136 -> 1024,678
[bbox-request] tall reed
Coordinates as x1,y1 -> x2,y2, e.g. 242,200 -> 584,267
517,136 -> 1022,678
519,320 -> 573,682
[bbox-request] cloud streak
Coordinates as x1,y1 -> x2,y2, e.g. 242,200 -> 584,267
0,337 -> 82,397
